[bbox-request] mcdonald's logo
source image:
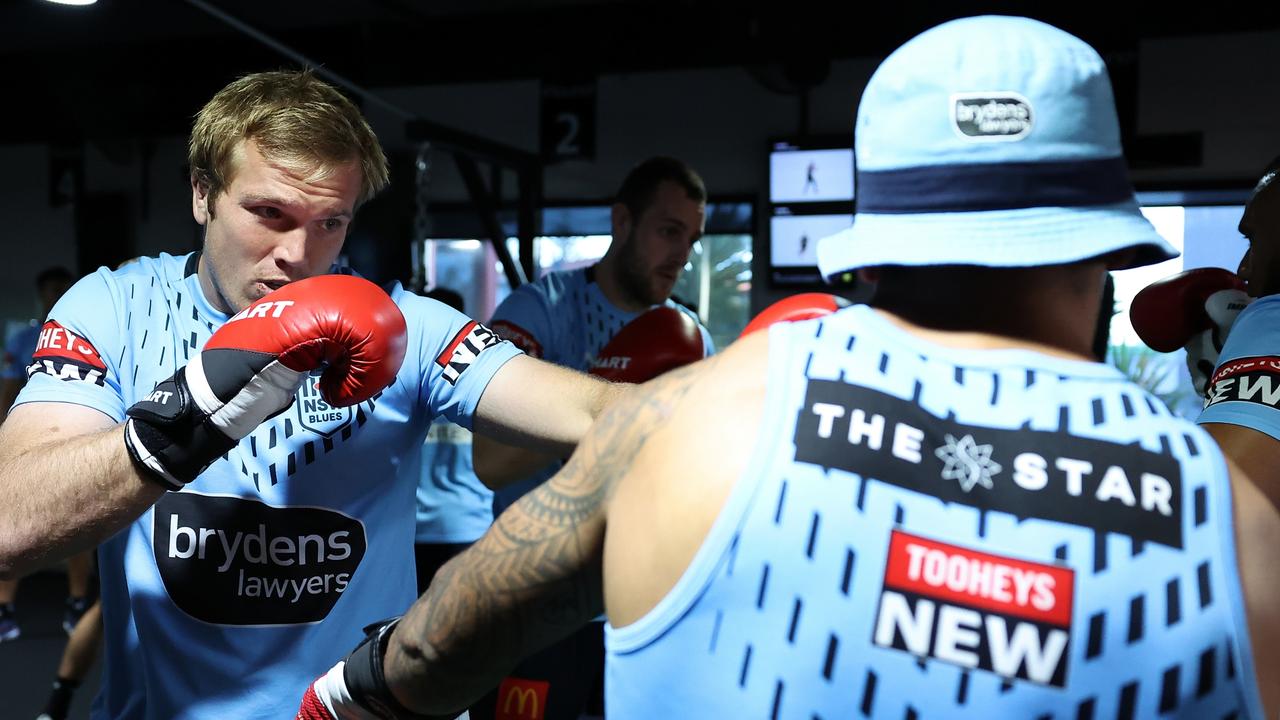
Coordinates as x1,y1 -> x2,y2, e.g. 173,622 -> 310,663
496,677 -> 549,720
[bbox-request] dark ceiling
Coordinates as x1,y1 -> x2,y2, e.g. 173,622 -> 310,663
3,0 -> 1279,146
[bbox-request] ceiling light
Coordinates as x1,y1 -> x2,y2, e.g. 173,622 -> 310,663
44,0 -> 98,5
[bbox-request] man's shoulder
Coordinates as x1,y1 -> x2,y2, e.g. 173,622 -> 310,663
519,267 -> 586,302
1234,293 -> 1280,331
493,268 -> 587,320
107,252 -> 192,281
69,253 -> 195,309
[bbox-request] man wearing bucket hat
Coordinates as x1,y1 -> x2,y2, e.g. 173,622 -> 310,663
297,16 -> 1274,719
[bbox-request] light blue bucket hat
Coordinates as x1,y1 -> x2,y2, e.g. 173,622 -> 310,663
817,15 -> 1177,278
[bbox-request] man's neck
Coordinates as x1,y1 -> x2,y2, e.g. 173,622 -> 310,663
868,266 -> 1106,361
591,253 -> 649,313
870,307 -> 1096,362
194,255 -> 234,316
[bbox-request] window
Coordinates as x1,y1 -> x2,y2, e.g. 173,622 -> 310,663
1107,192 -> 1249,418
419,201 -> 754,350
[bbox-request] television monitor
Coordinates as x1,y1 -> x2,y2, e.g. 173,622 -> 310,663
767,137 -> 855,287
769,140 -> 855,204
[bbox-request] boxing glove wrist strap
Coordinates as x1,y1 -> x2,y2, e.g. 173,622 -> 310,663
341,617 -> 433,720
124,364 -> 237,490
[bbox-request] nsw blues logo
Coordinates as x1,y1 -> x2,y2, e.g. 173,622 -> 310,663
296,371 -> 352,438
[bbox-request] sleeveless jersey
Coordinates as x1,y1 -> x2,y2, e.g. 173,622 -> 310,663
606,305 -> 1264,719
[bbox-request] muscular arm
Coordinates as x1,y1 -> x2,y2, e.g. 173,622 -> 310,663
384,360 -> 705,715
472,354 -> 627,462
1203,423 -> 1280,715
0,402 -> 163,577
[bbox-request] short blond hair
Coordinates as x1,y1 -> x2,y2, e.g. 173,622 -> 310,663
188,69 -> 389,212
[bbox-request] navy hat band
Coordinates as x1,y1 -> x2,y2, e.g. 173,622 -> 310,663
856,157 -> 1134,214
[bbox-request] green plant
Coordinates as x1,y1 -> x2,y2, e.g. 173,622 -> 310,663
1107,343 -> 1196,415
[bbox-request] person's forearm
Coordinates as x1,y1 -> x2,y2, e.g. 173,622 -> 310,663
471,434 -> 559,490
473,356 -> 633,460
0,425 -> 163,577
591,380 -> 630,419
382,482 -> 605,714
472,381 -> 629,488
382,557 -> 526,714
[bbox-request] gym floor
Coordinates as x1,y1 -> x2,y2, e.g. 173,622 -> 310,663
0,570 -> 100,720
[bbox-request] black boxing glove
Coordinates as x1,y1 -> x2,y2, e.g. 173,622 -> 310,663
124,275 -> 407,489
297,617 -> 440,720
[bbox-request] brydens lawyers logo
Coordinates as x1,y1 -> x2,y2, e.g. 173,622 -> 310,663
153,493 -> 367,626
28,321 -> 107,386
496,678 -> 549,720
437,321 -> 502,385
873,530 -> 1074,687
952,92 -> 1033,141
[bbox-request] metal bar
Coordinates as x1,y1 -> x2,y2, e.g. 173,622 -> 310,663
454,152 -> 526,289
405,119 -> 539,170
517,166 -> 541,282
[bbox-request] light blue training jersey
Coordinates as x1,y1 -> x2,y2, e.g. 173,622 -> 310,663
16,252 -> 521,720
489,265 -> 713,512
606,305 -> 1264,719
415,417 -> 492,544
1199,293 -> 1280,439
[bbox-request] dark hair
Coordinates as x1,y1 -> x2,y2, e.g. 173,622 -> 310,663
615,156 -> 706,221
1248,154 -> 1280,204
425,286 -> 465,313
36,266 -> 74,289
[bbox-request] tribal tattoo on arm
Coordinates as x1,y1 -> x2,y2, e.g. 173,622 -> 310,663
384,357 -> 714,715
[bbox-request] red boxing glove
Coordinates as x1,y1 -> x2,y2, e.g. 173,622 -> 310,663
739,292 -> 851,339
1130,268 -> 1246,352
125,275 -> 408,489
589,306 -> 704,383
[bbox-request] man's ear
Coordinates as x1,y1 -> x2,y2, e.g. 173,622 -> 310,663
610,202 -> 632,241
191,174 -> 212,226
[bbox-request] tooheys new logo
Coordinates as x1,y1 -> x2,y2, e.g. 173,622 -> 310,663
874,531 -> 1074,687
952,93 -> 1033,140
437,321 -> 502,385
153,493 -> 366,625
1204,355 -> 1280,409
28,321 -> 107,386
